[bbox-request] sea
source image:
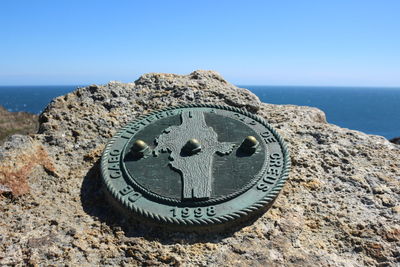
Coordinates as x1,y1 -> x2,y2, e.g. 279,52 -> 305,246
0,85 -> 399,140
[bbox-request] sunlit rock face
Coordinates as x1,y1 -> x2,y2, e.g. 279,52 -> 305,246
1,70 -> 399,266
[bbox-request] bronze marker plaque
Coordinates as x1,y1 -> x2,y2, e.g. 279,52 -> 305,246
100,104 -> 290,230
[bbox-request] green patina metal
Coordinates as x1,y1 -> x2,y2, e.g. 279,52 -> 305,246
100,104 -> 291,230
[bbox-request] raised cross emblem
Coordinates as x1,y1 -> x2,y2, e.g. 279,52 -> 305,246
154,110 -> 235,200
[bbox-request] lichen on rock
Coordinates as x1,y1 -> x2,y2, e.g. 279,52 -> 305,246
0,70 -> 399,266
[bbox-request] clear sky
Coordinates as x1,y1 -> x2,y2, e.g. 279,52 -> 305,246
1,0 -> 399,86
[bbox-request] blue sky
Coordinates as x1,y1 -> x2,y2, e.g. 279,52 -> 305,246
0,0 -> 399,86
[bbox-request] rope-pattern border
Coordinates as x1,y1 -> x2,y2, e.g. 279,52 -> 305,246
100,104 -> 291,226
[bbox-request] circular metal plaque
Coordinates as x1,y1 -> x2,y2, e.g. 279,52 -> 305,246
100,104 -> 290,230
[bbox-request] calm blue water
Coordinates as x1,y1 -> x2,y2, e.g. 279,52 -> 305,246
0,85 -> 399,139
0,86 -> 80,114
246,86 -> 400,139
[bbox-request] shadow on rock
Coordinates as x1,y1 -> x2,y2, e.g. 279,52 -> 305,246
80,160 -> 267,245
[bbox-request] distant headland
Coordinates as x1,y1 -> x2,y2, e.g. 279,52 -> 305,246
0,106 -> 38,143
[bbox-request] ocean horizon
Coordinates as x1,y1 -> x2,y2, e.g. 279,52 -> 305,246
0,85 -> 399,140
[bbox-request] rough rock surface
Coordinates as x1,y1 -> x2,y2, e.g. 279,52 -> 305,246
0,70 -> 399,266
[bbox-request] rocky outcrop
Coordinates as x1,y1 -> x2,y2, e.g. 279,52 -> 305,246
389,137 -> 400,145
0,70 -> 399,266
0,106 -> 38,144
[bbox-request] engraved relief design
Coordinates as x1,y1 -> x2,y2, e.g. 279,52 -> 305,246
155,110 -> 235,200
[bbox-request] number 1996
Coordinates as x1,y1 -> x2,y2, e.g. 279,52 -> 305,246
170,206 -> 216,218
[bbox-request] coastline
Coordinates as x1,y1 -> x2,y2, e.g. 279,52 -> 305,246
0,106 -> 38,144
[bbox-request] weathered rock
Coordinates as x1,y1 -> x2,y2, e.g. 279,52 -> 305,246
0,135 -> 56,196
0,70 -> 399,266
